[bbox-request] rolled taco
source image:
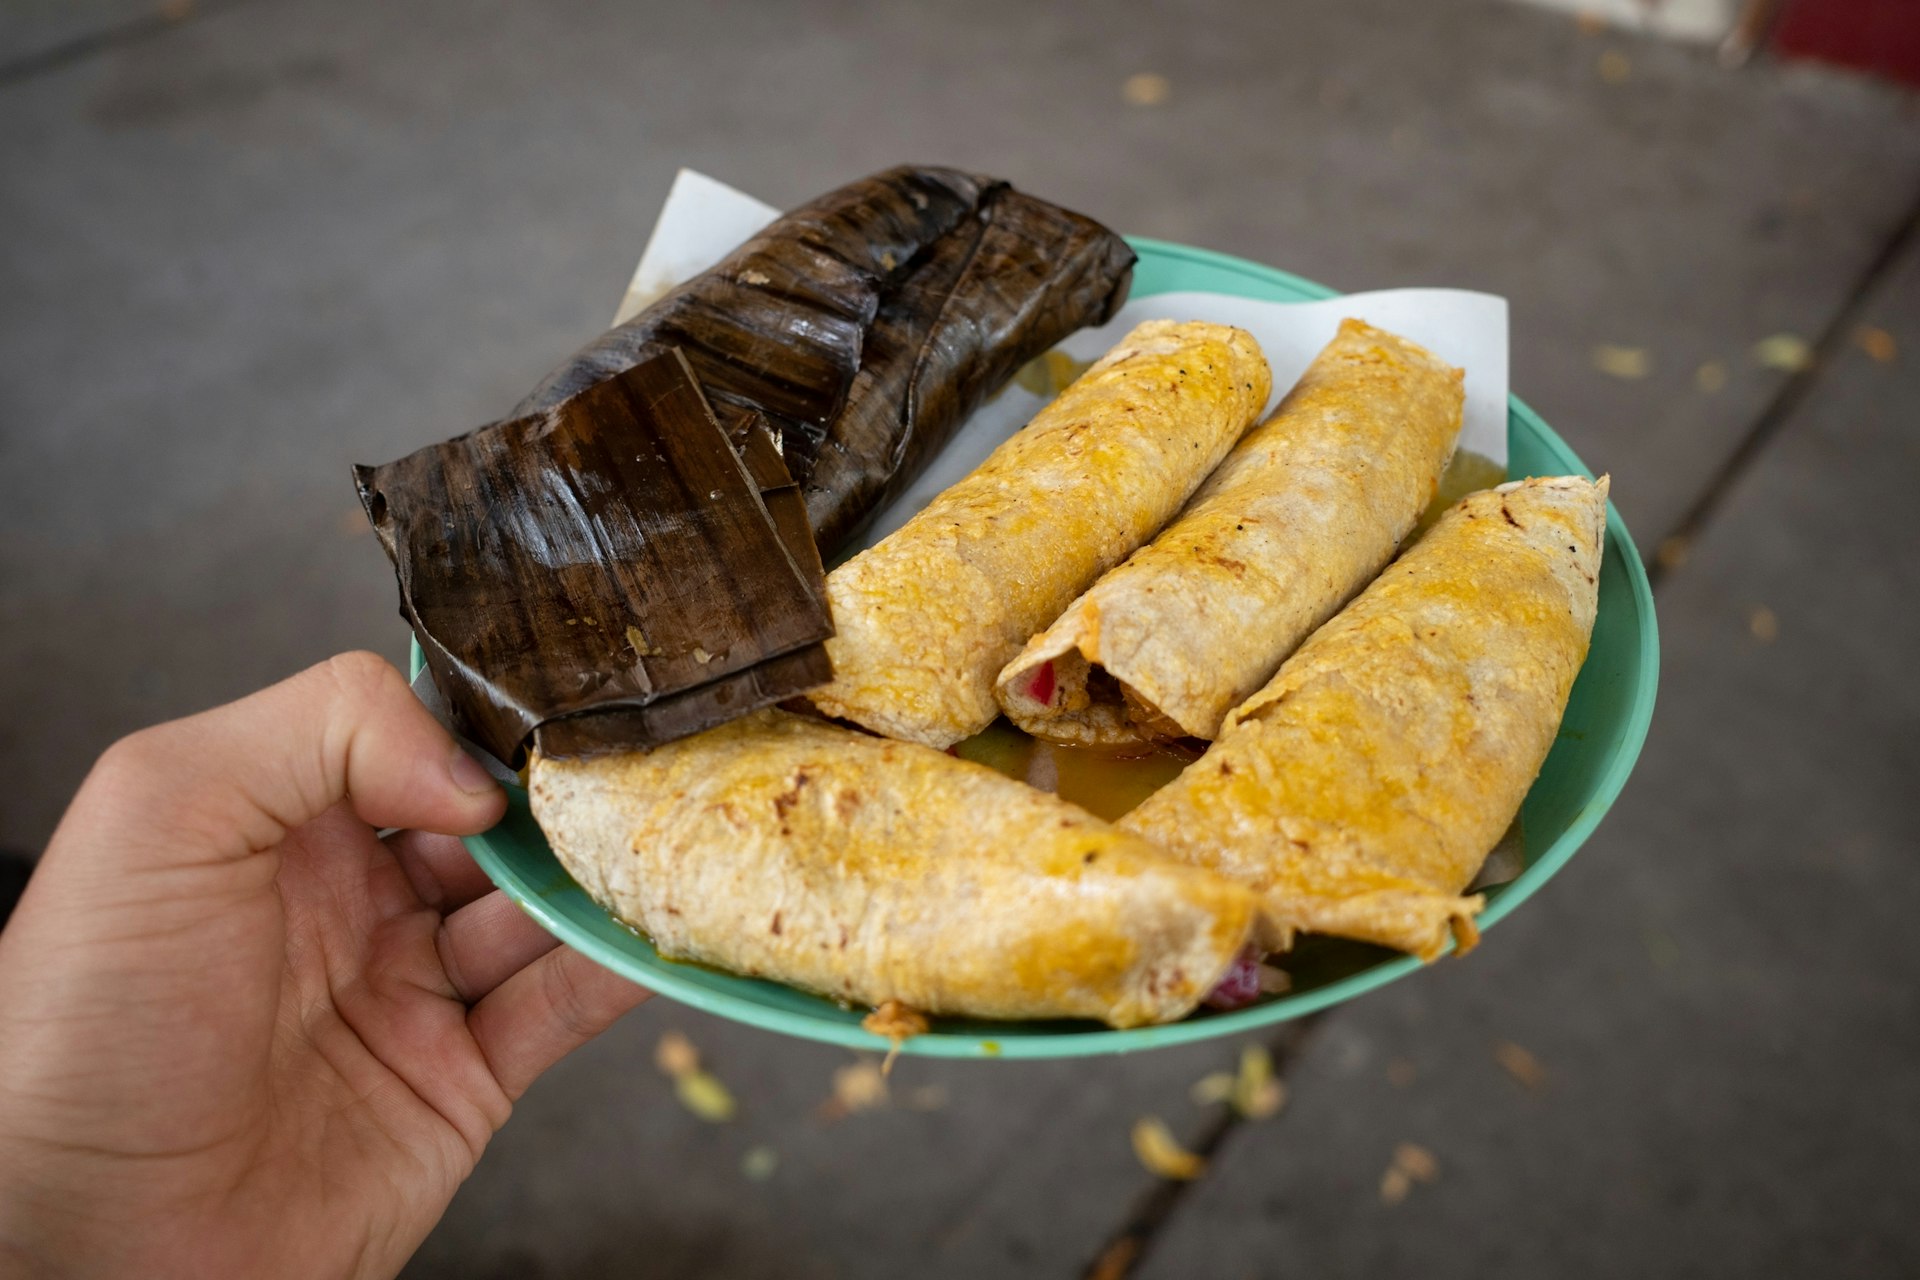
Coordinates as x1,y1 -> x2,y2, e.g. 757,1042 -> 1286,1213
1119,475 -> 1609,961
530,709 -> 1258,1027
997,319 -> 1464,746
809,320 -> 1271,748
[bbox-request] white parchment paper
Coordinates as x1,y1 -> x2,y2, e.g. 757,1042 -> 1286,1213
615,170 -> 1510,551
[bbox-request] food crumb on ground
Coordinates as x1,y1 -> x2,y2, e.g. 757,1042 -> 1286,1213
1855,325 -> 1897,363
1189,1044 -> 1285,1118
1694,361 -> 1728,393
820,1059 -> 889,1120
1493,1040 -> 1547,1091
1749,606 -> 1779,643
1395,1142 -> 1439,1181
1123,72 -> 1171,106
1598,50 -> 1631,83
654,1030 -> 736,1122
741,1146 -> 779,1181
674,1071 -> 736,1123
1380,1142 -> 1439,1205
1752,334 -> 1813,374
1656,535 -> 1691,571
1132,1116 -> 1206,1180
1232,1044 -> 1286,1119
1190,1072 -> 1236,1106
1592,345 -> 1650,380
655,1030 -> 699,1078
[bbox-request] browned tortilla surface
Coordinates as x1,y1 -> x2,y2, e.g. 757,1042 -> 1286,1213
532,709 -> 1258,1026
1121,476 -> 1608,960
810,320 -> 1271,747
998,319 -> 1463,746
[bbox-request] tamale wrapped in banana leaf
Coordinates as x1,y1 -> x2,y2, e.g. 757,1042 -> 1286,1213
354,348 -> 833,765
533,407 -> 832,760
724,409 -> 827,604
515,165 -> 1137,554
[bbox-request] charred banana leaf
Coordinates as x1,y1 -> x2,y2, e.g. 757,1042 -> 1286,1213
355,349 -> 832,764
515,165 -> 1135,553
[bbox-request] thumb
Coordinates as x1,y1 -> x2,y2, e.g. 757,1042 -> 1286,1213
64,651 -> 505,866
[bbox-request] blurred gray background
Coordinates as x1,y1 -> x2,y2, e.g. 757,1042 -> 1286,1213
3,1 -> 1917,1276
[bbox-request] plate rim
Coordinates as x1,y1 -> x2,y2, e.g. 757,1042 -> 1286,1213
432,236 -> 1661,1059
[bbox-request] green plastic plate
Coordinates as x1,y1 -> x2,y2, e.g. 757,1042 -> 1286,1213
414,238 -> 1660,1059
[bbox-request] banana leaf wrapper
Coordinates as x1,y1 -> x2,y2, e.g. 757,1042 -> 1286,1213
722,408 -> 827,604
532,408 -> 832,759
355,348 -> 833,765
1119,476 -> 1609,961
530,709 -> 1257,1028
514,164 -> 1137,555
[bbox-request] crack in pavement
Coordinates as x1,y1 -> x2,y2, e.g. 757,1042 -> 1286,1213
1648,181 -> 1920,591
1080,1014 -> 1325,1280
1074,170 -> 1920,1280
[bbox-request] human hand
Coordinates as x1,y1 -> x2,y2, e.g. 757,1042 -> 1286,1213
0,653 -> 650,1278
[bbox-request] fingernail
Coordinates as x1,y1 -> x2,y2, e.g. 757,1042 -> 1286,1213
449,746 -> 499,796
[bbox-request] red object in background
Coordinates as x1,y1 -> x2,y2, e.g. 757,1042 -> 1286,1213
1773,0 -> 1920,88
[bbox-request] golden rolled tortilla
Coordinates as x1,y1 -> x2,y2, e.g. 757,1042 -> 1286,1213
997,319 -> 1464,746
808,320 -> 1271,748
1119,475 -> 1609,961
530,709 -> 1258,1028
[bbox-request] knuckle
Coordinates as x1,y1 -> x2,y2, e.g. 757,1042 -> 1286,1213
90,724 -> 174,788
311,650 -> 411,722
74,724 -> 194,829
319,650 -> 403,700
544,955 -> 602,1041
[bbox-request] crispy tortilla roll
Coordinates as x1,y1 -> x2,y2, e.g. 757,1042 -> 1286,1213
531,710 -> 1257,1028
809,320 -> 1271,747
1120,476 -> 1609,961
997,319 -> 1464,745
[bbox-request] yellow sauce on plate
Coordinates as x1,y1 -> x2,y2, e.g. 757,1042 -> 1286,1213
954,719 -> 1200,822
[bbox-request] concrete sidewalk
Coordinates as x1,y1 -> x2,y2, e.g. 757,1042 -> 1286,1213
2,1 -> 1915,1276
